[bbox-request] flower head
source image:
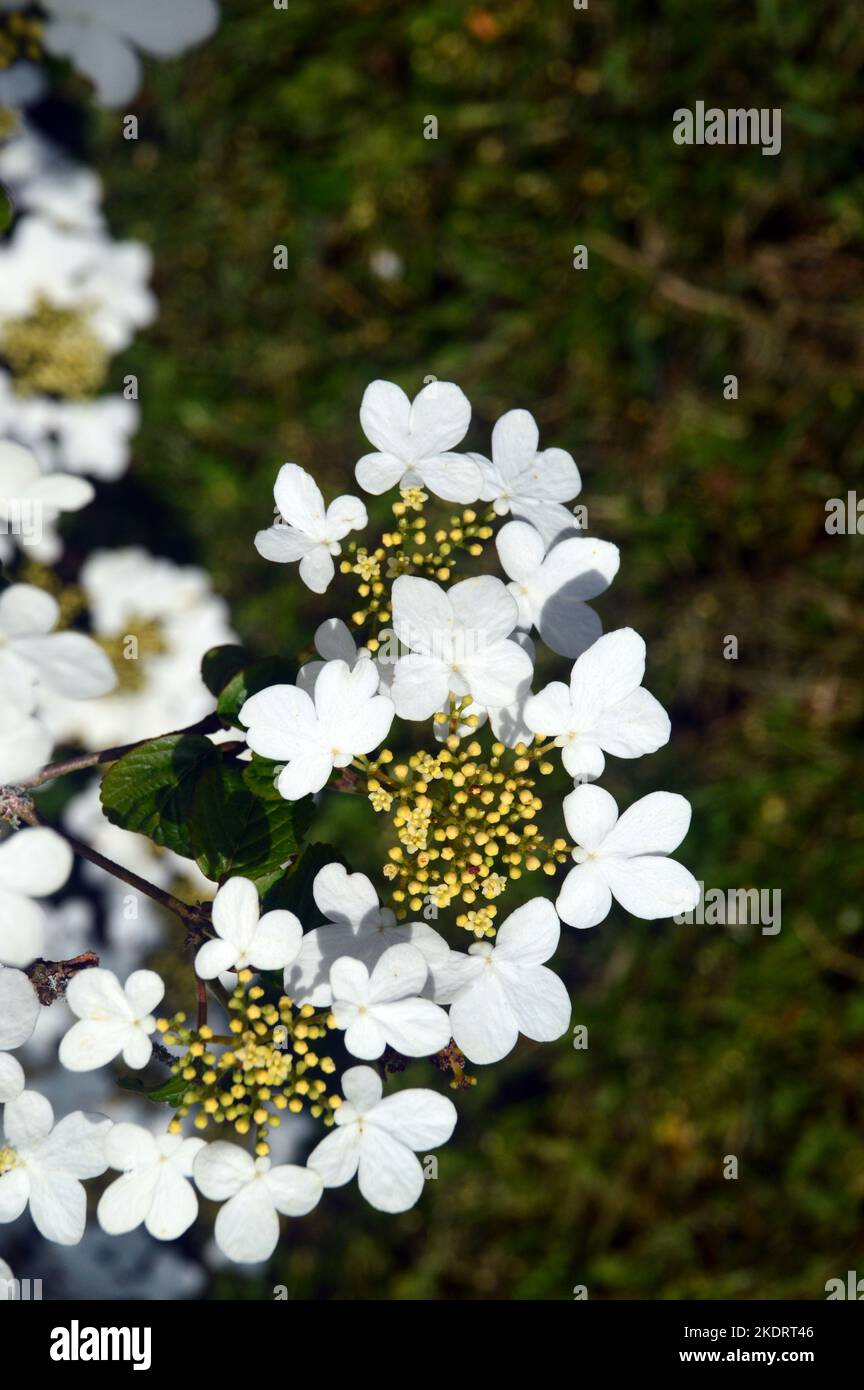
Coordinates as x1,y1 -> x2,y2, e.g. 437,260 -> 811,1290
355,379 -> 481,503
97,1122 -> 205,1241
473,408 -> 582,546
255,463 -> 367,594
329,943 -> 451,1060
59,966 -> 164,1071
193,1142 -> 322,1263
495,519 -> 619,658
195,877 -> 303,980
0,1089 -> 110,1245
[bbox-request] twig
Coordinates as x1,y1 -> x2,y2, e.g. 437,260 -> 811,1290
16,712 -> 224,790
26,951 -> 100,1005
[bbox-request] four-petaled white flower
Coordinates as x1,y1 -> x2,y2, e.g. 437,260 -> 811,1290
59,967 -> 164,1071
0,1089 -> 110,1245
97,1122 -> 205,1242
0,1052 -> 24,1103
195,876 -> 303,979
193,1142 -> 322,1263
435,899 -> 571,1064
556,784 -> 700,929
0,582 -> 116,704
0,827 -> 73,968
0,966 -> 40,1050
286,862 -> 449,1006
472,408 -> 582,546
296,617 -> 369,696
329,944 -> 451,1061
525,628 -> 671,782
254,463 -> 367,594
307,1065 -> 457,1213
495,519 -> 620,659
390,574 -> 533,721
355,379 -> 481,503
241,657 -> 394,799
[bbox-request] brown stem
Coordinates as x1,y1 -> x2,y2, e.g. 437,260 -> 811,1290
196,975 -> 208,1030
16,712 -> 224,790
26,951 -> 100,1005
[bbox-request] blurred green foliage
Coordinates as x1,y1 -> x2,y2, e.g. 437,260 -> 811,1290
58,0 -> 864,1296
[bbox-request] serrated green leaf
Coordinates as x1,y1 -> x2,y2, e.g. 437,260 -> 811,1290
190,762 -> 312,885
99,734 -> 219,857
217,656 -> 298,725
241,753 -> 286,801
201,643 -> 250,697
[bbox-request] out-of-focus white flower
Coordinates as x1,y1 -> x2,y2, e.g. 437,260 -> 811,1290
195,877 -> 303,980
0,582 -> 116,703
0,119 -> 104,231
242,658 -> 395,800
390,573 -> 533,721
0,384 -> 140,481
556,784 -> 700,929
59,967 -> 164,1071
0,966 -> 40,1049
0,682 -> 53,783
287,862 -> 449,1006
193,1142 -> 322,1263
329,943 -> 451,1061
435,899 -> 570,1064
473,408 -> 582,546
307,1065 -> 456,1213
355,379 -> 481,503
98,1123 -> 205,1241
0,439 -> 94,559
37,0 -> 220,108
525,629 -> 671,782
0,827 -> 73,968
495,520 -> 619,658
0,1089 -> 110,1245
255,463 -> 367,594
0,1051 -> 25,1102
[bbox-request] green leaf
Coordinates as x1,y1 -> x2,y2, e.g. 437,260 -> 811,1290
100,734 -> 219,857
242,753 -> 286,802
262,841 -> 348,921
0,183 -> 12,236
190,762 -> 312,886
201,643 -> 250,698
217,656 -> 298,725
117,1072 -> 189,1107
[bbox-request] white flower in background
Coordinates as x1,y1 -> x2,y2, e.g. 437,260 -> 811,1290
195,877 -> 302,980
40,547 -> 235,749
329,944 -> 451,1061
495,520 -> 620,659
0,439 -> 94,555
355,379 -> 481,503
0,582 -> 116,704
307,1065 -> 457,1213
255,464 -> 367,594
472,408 -> 583,546
97,1123 -> 205,1242
59,967 -> 164,1071
0,1051 -> 25,1102
0,384 -> 140,481
296,618 -> 369,695
193,1143 -> 322,1264
241,658 -> 395,800
390,573 -> 533,721
0,1089 -> 110,1244
0,119 -> 104,230
0,62 -> 44,109
0,684 -> 53,783
0,966 -> 40,1049
0,215 -> 156,352
33,0 -> 220,109
525,629 -> 671,782
435,899 -> 571,1064
556,784 -> 700,929
286,862 -> 449,1006
0,827 -> 73,968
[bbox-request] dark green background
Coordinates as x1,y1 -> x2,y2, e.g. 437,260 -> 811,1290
57,0 -> 864,1297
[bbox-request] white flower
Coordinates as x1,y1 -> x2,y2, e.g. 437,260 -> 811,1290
0,582 -> 116,703
435,899 -> 571,1064
0,119 -> 104,231
330,944 -> 451,1061
431,631 -> 537,749
307,1065 -> 457,1213
556,784 -> 700,929
195,877 -> 302,979
473,408 -> 582,546
390,573 -> 533,721
59,967 -> 164,1071
0,383 -> 140,481
525,628 -> 671,781
97,1123 -> 205,1241
0,1052 -> 25,1102
0,1089 -> 110,1245
296,618 -> 369,695
286,862 -> 450,1006
0,683 -> 53,783
0,439 -> 94,544
39,0 -> 220,108
355,379 -> 481,503
0,828 -> 73,968
495,520 -> 620,658
193,1143 -> 322,1264
0,966 -> 40,1050
241,658 -> 395,800
254,464 -> 367,594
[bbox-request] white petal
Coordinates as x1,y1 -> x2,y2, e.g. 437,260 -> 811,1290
330,955 -> 371,1007
494,897 -> 560,966
104,1121 -> 156,1171
264,1163 -> 323,1217
194,937 -> 239,980
307,1123 -> 361,1188
215,1183 -> 279,1263
368,942 -> 428,1004
562,783 -> 619,851
391,575 -> 451,655
59,1018 -> 131,1071
569,628 -> 645,713
0,1169 -> 30,1225
359,380 -> 411,456
254,524 -> 314,563
408,381 -> 471,457
326,494 -> 367,539
146,1166 -> 199,1240
13,631 -> 116,698
601,854 -> 701,920
298,546 -> 335,594
340,1064 -> 383,1112
593,687 -> 670,759
276,751 -> 333,799
0,827 -> 71,896
250,910 -> 303,971
555,863 -> 612,930
193,1140 -> 255,1201
313,863 -> 380,927
356,1127 -> 425,1212
0,583 -> 57,636
97,1168 -> 159,1236
537,597 -> 602,661
123,969 -> 164,1017
602,791 -> 692,857
211,877 -> 260,951
240,684 -> 317,758
560,737 -> 606,782
39,1111 -> 110,1179
27,1167 -> 86,1245
272,463 -> 325,534
313,618 -> 358,664
461,638 -> 532,710
374,997 -> 451,1057
524,680 -> 571,736
391,654 -> 449,721
491,409 -> 538,479
0,1051 -> 25,1102
355,451 -> 405,495
0,888 -> 44,967
65,966 -> 131,1022
121,1026 -> 154,1070
371,1086 -> 457,1150
448,575 -> 518,645
0,967 -> 39,1049
417,453 -> 483,504
448,973 -> 519,1064
495,520 -> 546,582
498,961 -> 571,1043
3,1088 -> 53,1149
